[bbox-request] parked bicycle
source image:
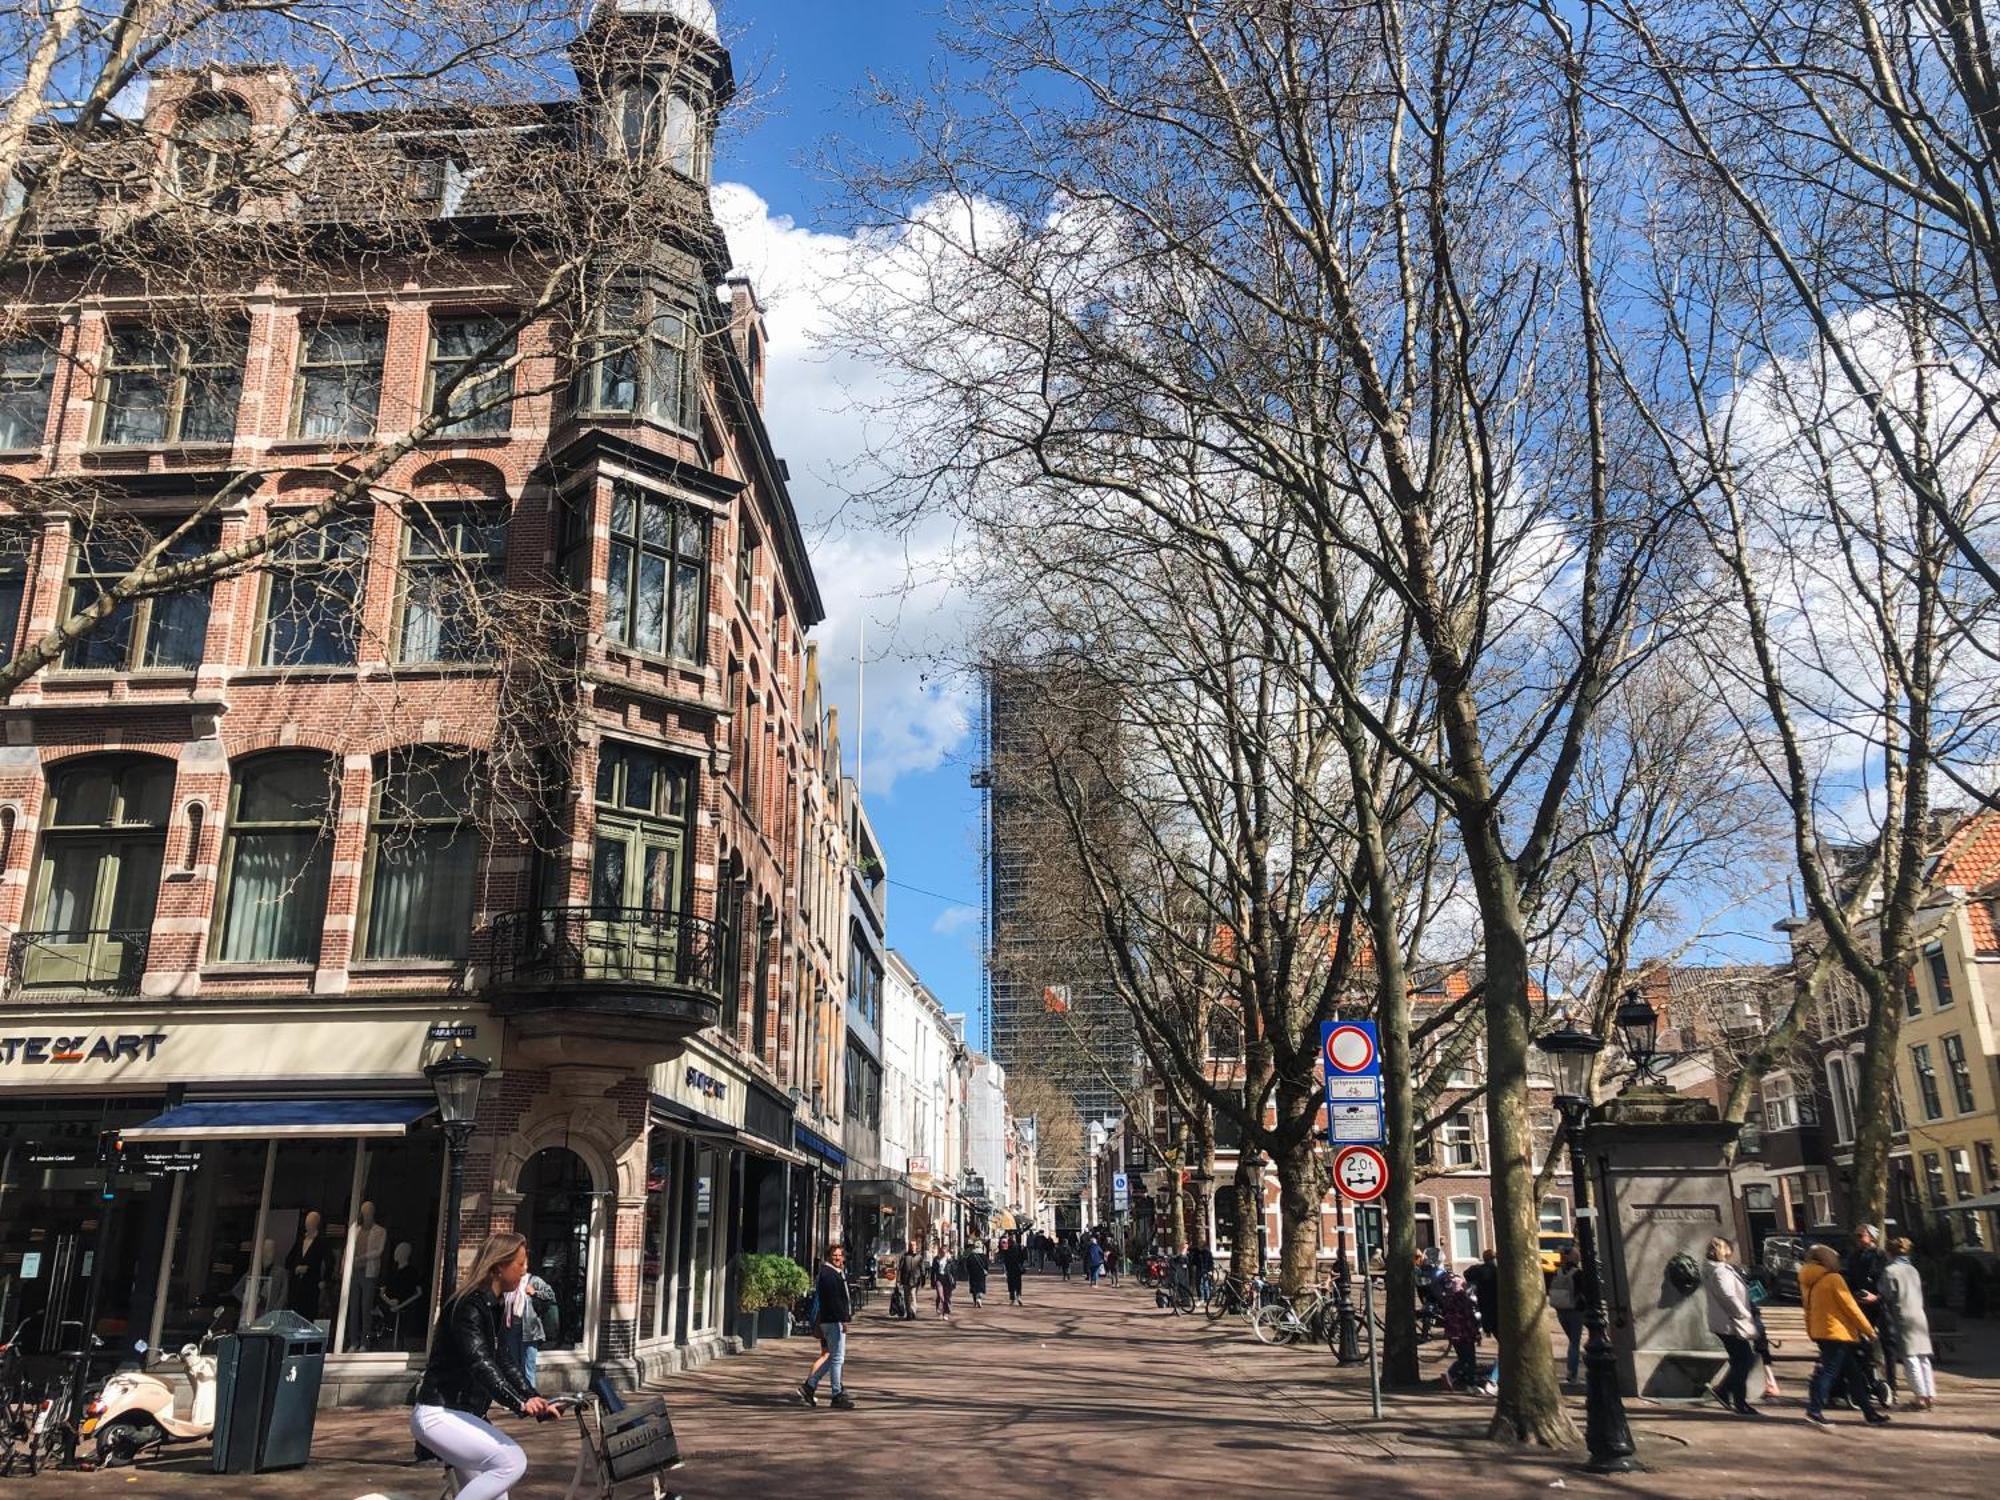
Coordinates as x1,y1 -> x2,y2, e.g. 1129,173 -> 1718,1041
0,1317 -> 40,1477
1203,1271 -> 1264,1321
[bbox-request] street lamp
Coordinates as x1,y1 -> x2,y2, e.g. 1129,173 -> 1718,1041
1614,990 -> 1662,1082
426,1041 -> 491,1293
1534,1022 -> 1639,1475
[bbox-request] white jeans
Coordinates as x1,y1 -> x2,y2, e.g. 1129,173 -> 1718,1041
411,1405 -> 527,1500
1904,1354 -> 1936,1399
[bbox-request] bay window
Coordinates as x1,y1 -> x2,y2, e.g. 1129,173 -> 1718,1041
575,284 -> 700,432
591,740 -> 693,917
603,485 -> 708,661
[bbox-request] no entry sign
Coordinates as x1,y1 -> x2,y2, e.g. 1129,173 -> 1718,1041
1321,1019 -> 1385,1148
1332,1144 -> 1389,1203
1322,1022 -> 1380,1076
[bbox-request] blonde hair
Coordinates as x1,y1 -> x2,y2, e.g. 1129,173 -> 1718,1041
451,1231 -> 527,1304
1706,1236 -> 1733,1262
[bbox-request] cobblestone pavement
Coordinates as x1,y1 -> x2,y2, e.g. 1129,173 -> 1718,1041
5,1272 -> 1993,1498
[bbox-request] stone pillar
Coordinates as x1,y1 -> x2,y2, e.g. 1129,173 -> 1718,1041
1586,1090 -> 1743,1397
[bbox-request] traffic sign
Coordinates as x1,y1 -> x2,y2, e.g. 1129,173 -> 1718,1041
1322,1021 -> 1381,1077
1332,1145 -> 1389,1203
1329,1102 -> 1385,1143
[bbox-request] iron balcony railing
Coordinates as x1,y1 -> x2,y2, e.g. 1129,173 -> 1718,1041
489,906 -> 725,997
7,927 -> 152,997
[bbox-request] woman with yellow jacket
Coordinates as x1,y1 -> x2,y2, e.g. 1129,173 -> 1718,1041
1799,1245 -> 1889,1426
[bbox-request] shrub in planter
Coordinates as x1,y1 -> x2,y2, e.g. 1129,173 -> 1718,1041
736,1253 -> 813,1343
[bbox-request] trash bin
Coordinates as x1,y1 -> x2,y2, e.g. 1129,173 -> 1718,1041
210,1310 -> 326,1474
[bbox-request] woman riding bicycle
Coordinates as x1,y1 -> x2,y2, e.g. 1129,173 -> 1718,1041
412,1232 -> 552,1499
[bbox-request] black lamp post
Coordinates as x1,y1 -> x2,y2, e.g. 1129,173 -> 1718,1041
1535,1022 -> 1640,1475
1614,990 -> 1663,1083
426,1041 -> 491,1293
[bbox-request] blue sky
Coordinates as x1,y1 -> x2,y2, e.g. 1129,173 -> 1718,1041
710,2 -> 996,1047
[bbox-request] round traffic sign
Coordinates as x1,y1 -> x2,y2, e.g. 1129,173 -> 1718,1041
1323,1024 -> 1376,1074
1332,1145 -> 1389,1203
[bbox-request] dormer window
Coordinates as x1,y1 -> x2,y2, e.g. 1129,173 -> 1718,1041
610,76 -> 709,181
170,94 -> 252,209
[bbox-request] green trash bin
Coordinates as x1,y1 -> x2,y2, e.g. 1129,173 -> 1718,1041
209,1310 -> 325,1474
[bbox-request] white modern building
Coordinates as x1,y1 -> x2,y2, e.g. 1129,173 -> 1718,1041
881,950 -> 971,1247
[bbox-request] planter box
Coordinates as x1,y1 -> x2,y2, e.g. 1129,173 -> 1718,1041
754,1307 -> 790,1340
732,1313 -> 758,1350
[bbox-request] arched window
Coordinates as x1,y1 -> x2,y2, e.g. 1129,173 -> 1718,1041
24,756 -> 172,989
611,77 -> 707,180
518,1147 -> 594,1352
361,747 -> 478,961
214,754 -> 337,964
663,92 -> 704,179
613,76 -> 664,160
171,94 -> 251,207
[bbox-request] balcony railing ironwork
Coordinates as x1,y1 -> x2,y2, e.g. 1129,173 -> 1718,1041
7,927 -> 152,997
490,906 -> 724,997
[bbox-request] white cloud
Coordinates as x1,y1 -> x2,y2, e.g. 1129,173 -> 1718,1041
932,904 -> 979,936
713,181 -> 979,797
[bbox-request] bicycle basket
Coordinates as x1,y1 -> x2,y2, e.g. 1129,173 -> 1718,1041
600,1399 -> 682,1480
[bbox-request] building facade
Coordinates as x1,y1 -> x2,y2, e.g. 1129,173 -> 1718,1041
0,3 -> 845,1399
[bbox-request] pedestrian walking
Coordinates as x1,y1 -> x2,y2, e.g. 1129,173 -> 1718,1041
931,1247 -> 957,1318
1548,1246 -> 1584,1384
1702,1236 -> 1763,1417
1191,1242 -> 1216,1301
1086,1236 -> 1105,1285
895,1240 -> 925,1322
502,1266 -> 557,1388
797,1245 -> 856,1410
1883,1237 -> 1935,1410
1000,1233 -> 1028,1305
966,1242 -> 990,1308
1439,1272 -> 1482,1392
1106,1236 -> 1122,1287
1800,1245 -> 1887,1426
1844,1222 -> 1898,1399
1057,1239 -> 1072,1280
1465,1247 -> 1499,1337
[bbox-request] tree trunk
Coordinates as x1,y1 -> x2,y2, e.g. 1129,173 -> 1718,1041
1274,1083 -> 1325,1297
1231,1152 -> 1262,1282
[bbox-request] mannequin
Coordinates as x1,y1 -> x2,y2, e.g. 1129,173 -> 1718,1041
287,1210 -> 331,1321
348,1201 -> 388,1349
378,1240 -> 424,1348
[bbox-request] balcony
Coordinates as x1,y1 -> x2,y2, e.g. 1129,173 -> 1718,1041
488,906 -> 725,1067
6,928 -> 152,1001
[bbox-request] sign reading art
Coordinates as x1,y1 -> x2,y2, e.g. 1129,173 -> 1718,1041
0,1032 -> 168,1067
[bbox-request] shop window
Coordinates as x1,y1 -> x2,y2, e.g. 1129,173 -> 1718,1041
96,324 -> 245,446
0,525 -> 30,657
644,1130 -> 676,1341
519,1147 -> 594,1352
259,513 -> 369,667
361,747 -> 479,961
157,1140 -> 271,1344
293,319 -> 386,440
60,517 -> 218,671
603,485 -> 707,662
23,756 -> 172,990
213,753 -> 337,964
345,1137 -> 443,1352
678,1145 -> 720,1339
426,313 -> 516,435
0,335 -> 56,449
398,503 -> 507,664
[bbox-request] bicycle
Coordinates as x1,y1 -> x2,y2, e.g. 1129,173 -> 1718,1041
0,1316 -> 40,1477
23,1322 -> 108,1473
388,1381 -> 683,1500
1203,1272 -> 1261,1321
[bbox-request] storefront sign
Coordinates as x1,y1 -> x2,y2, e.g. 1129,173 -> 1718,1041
130,1147 -> 203,1176
0,1032 -> 167,1066
908,1155 -> 931,1178
650,1042 -> 747,1129
685,1066 -> 727,1101
0,1009 -> 498,1088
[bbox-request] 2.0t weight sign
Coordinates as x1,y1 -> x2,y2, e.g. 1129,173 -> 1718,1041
1332,1144 -> 1389,1203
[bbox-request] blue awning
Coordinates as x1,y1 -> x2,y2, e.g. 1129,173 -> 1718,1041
123,1098 -> 436,1141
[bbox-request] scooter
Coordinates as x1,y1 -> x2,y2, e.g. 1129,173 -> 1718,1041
84,1337 -> 219,1467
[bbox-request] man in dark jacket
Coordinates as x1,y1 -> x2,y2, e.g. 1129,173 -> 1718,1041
1465,1248 -> 1500,1337
895,1240 -> 925,1320
1844,1223 -> 1898,1397
1000,1234 -> 1029,1305
798,1246 -> 855,1409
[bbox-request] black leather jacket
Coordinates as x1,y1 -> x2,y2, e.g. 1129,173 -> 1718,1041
414,1289 -> 537,1417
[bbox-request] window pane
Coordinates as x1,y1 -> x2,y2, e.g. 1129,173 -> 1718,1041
101,369 -> 170,445
143,590 -> 209,667
106,840 -> 163,930
366,826 -> 475,959
218,830 -> 325,961
636,552 -> 666,652
670,559 -> 703,659
159,1142 -> 270,1339
65,599 -> 136,669
264,1139 -> 359,1326
179,366 -> 241,443
606,541 -> 632,643
261,518 -> 366,667
640,496 -> 670,549
591,836 -> 626,909
347,1135 -> 444,1352
38,844 -> 101,939
0,339 -> 54,448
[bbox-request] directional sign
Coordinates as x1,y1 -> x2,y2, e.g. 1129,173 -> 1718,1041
1332,1145 -> 1390,1203
1322,1021 -> 1381,1077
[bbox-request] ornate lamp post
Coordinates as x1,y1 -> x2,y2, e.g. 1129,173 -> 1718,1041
1535,1022 -> 1640,1475
426,1041 -> 491,1293
1614,990 -> 1663,1083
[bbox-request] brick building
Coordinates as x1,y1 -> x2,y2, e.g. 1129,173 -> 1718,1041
0,1 -> 848,1401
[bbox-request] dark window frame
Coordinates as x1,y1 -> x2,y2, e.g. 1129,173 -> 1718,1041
602,484 -> 708,664
292,318 -> 387,441
424,312 -> 517,436
211,752 -> 338,965
95,323 -> 246,448
0,335 -> 57,450
59,516 -> 218,672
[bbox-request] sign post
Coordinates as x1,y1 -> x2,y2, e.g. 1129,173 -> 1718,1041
1323,1016 -> 1390,1423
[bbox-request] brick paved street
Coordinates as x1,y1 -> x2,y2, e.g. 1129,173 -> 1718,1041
7,1271 -> 1993,1499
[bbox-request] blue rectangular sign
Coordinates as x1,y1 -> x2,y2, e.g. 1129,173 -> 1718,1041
1321,1020 -> 1385,1147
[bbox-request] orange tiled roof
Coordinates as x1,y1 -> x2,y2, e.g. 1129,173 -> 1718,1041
1935,809 -> 2000,887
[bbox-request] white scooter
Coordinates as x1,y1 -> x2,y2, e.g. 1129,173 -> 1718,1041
85,1337 -> 220,1467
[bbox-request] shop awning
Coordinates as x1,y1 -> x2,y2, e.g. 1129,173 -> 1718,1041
123,1097 -> 436,1141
